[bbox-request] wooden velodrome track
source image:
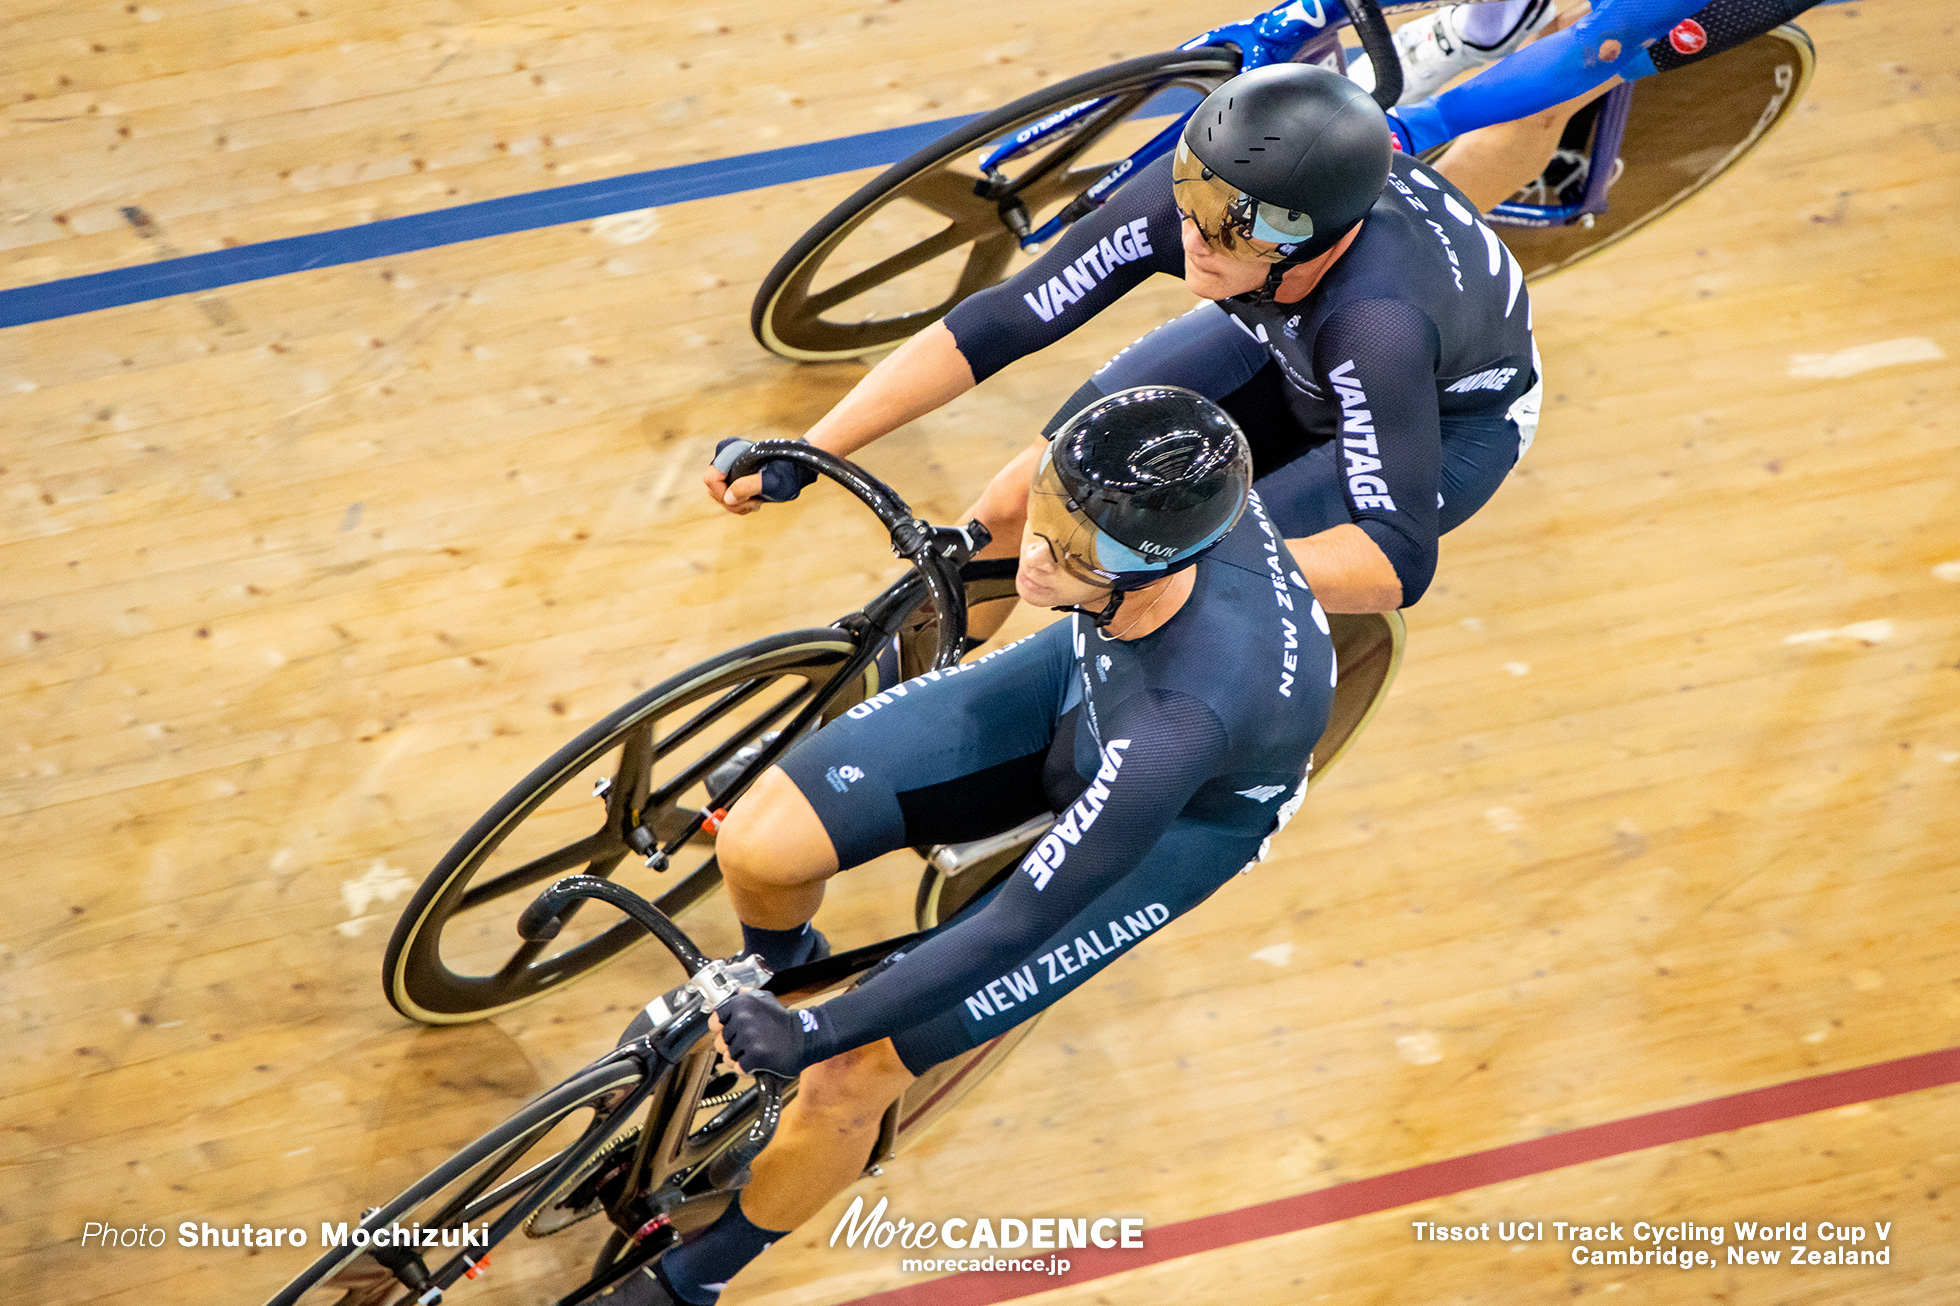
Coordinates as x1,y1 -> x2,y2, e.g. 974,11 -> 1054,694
3,1 -> 1956,1303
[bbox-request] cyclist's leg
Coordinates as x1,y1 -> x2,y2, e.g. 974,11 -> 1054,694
666,813 -> 1288,1304
659,635 -> 1079,1304
1433,76 -> 1616,211
1257,352 -> 1541,577
716,624 -> 1071,935
640,1039 -> 916,1306
743,1038 -> 915,1228
1425,2 -> 1607,210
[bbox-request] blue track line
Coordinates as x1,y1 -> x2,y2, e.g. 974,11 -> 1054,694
0,113 -> 985,330
0,0 -> 1859,340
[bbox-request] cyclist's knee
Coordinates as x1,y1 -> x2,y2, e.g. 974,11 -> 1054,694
717,767 -> 839,889
797,1039 -> 914,1125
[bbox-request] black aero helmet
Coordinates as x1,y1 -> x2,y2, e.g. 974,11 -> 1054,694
1029,386 -> 1252,598
1174,63 -> 1393,264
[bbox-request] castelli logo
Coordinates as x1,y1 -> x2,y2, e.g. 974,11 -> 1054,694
1668,18 -> 1708,54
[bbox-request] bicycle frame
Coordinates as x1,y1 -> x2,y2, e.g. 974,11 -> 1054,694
977,0 -> 1631,246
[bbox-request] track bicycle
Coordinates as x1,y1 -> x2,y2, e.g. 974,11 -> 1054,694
382,442 -> 1404,1030
266,876 -> 976,1306
285,445 -> 1404,1304
750,0 -> 1815,360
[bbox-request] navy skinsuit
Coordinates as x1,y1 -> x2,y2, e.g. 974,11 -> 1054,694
944,151 -> 1543,607
779,496 -> 1334,1073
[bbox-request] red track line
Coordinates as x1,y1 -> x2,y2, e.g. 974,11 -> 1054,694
836,1044 -> 1960,1306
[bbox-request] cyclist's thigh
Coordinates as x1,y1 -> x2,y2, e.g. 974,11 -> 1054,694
1434,416 -> 1521,534
777,624 -> 1072,869
888,818 -> 1268,1074
1040,303 -> 1268,436
1261,410 -> 1526,541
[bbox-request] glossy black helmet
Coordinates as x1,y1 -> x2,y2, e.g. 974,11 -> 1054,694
1174,63 -> 1392,263
1030,386 -> 1252,592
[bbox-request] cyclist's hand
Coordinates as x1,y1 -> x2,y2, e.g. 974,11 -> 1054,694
714,992 -> 810,1077
705,438 -> 818,514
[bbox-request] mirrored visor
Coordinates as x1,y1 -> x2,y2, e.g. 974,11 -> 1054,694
1028,444 -> 1190,586
1171,137 -> 1317,263
1028,448 -> 1122,586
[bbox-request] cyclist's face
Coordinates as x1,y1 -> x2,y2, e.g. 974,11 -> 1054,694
1017,529 -> 1112,609
1171,137 -> 1305,265
1179,217 -> 1274,300
1017,466 -> 1118,609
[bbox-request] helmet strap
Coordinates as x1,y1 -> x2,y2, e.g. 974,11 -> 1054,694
1051,588 -> 1125,629
1231,249 -> 1315,307
1228,219 -> 1361,307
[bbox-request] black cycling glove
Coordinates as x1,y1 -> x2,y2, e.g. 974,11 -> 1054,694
713,437 -> 820,504
716,992 -> 811,1077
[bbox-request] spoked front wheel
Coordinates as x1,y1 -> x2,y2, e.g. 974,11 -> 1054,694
384,630 -> 873,1025
752,48 -> 1239,361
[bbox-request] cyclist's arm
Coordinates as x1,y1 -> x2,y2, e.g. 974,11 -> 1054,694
941,154 -> 1186,382
705,323 -> 976,511
1303,298 -> 1445,609
804,323 -> 976,459
1390,0 -> 1704,155
796,689 -> 1228,1064
711,164 -> 1184,511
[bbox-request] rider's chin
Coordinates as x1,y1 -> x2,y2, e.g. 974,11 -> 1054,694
1014,571 -> 1055,605
1185,259 -> 1254,300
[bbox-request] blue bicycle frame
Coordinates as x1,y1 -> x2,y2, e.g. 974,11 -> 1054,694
977,0 -> 1632,247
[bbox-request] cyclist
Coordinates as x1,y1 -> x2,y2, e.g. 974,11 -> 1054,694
707,65 -> 1541,628
1364,0 -> 1823,209
623,386 -> 1334,1306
